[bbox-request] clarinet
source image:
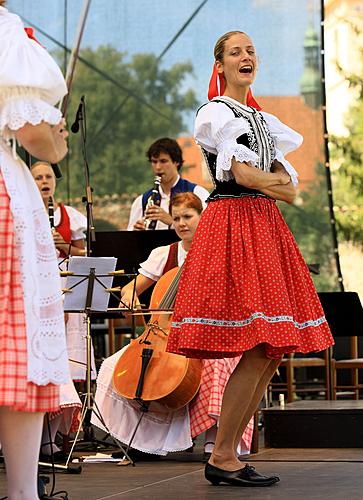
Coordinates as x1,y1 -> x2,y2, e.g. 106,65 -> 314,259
144,175 -> 161,230
48,196 -> 55,232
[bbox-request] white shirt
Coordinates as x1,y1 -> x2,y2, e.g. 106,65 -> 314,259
127,175 -> 210,230
139,241 -> 187,281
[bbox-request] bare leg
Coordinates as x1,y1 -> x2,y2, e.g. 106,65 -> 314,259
0,406 -> 44,500
209,344 -> 272,471
233,358 -> 281,453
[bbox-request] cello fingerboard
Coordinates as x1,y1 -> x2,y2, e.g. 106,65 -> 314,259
158,264 -> 184,310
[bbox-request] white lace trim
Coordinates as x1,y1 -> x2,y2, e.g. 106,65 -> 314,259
215,139 -> 259,182
172,312 -> 327,330
0,140 -> 70,385
0,93 -> 62,140
274,148 -> 299,187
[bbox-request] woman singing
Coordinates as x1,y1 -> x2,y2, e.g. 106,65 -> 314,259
167,31 -> 334,487
0,3 -> 70,498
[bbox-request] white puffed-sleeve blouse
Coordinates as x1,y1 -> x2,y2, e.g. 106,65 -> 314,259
194,96 -> 302,186
0,7 -> 67,141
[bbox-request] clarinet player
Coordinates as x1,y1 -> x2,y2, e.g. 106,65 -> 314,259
127,137 -> 209,230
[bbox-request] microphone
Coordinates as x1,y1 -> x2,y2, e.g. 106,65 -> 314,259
71,96 -> 85,133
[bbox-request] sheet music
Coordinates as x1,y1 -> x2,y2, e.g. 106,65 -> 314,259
64,256 -> 117,312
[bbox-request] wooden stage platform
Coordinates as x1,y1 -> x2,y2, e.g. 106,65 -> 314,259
1,441 -> 363,499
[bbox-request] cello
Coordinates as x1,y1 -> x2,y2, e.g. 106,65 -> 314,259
112,266 -> 203,411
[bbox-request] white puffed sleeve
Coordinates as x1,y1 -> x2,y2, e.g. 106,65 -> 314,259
262,112 -> 303,187
194,101 -> 259,182
65,206 -> 87,241
138,245 -> 170,282
0,8 -> 67,137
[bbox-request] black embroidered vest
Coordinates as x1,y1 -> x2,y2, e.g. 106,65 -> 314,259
198,98 -> 275,201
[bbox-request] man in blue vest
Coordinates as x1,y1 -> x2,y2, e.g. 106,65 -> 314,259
127,137 -> 209,230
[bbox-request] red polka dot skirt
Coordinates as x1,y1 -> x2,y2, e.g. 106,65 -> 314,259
0,171 -> 59,412
167,196 -> 334,359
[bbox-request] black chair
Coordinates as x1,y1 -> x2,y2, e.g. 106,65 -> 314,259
318,291 -> 363,399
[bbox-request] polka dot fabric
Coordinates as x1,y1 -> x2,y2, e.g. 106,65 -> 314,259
167,196 -> 334,359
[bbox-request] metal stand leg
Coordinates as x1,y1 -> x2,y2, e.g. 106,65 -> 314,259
65,314 -> 134,466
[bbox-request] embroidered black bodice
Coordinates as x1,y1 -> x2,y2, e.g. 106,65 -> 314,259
198,98 -> 276,201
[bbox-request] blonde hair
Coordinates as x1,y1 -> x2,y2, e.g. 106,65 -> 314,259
30,161 -> 55,175
214,30 -> 248,62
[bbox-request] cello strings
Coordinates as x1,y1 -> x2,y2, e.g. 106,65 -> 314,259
159,266 -> 184,309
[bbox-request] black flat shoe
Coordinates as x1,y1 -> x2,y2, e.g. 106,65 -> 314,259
205,463 -> 280,487
202,451 -> 212,463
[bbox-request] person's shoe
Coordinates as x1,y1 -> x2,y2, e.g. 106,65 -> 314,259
202,451 -> 212,463
205,463 -> 280,487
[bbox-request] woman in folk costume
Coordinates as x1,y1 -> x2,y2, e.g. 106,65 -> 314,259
92,192 -> 253,460
0,3 -> 71,498
167,31 -> 334,487
31,161 -> 101,461
31,161 -> 97,383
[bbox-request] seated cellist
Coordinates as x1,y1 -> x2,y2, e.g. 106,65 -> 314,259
92,192 -> 253,461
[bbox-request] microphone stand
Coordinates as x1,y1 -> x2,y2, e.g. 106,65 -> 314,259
68,97 -> 102,454
73,96 -> 96,253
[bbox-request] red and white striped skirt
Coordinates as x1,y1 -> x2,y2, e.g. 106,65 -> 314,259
0,172 -> 59,412
167,196 -> 334,359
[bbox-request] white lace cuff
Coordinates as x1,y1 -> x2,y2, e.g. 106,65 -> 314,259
215,140 -> 259,182
274,148 -> 299,187
0,96 -> 62,138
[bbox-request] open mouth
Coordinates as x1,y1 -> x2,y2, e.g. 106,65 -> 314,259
239,65 -> 253,74
41,187 -> 50,193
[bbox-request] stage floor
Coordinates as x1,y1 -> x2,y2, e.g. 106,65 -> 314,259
1,445 -> 363,499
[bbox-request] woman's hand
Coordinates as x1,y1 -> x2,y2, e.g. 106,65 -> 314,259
53,230 -> 70,255
120,289 -> 139,309
51,119 -> 69,163
271,159 -> 291,185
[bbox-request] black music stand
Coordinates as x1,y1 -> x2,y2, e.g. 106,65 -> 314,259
318,291 -> 363,399
90,230 -> 180,351
62,257 -> 134,466
91,230 -> 179,275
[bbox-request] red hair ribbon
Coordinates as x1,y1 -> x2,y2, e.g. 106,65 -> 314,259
207,63 -> 261,110
24,27 -> 43,46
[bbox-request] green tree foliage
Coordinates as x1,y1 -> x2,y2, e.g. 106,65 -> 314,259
59,46 -> 197,199
331,28 -> 363,245
330,99 -> 363,245
279,165 -> 338,291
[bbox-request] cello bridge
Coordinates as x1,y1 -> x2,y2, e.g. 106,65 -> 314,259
148,322 -> 169,337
